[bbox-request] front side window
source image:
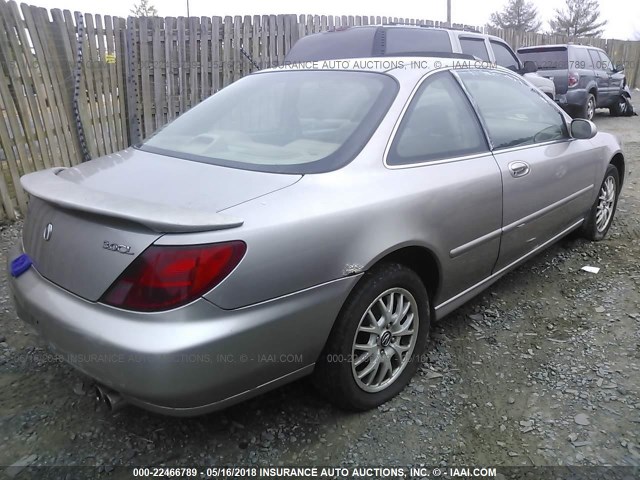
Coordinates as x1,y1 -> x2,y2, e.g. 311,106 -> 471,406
457,70 -> 567,150
141,71 -> 398,174
460,37 -> 490,61
387,72 -> 488,165
597,51 -> 613,71
490,41 -> 520,70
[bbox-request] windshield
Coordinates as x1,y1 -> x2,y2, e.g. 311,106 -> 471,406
140,71 -> 398,174
518,47 -> 568,70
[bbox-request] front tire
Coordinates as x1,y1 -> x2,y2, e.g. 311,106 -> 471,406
313,263 -> 430,411
609,95 -> 628,116
581,164 -> 619,241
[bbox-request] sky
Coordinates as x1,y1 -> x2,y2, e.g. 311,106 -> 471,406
26,0 -> 640,40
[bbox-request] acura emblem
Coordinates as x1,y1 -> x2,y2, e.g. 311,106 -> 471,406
43,223 -> 53,241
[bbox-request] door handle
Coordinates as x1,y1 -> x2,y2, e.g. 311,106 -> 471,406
508,161 -> 530,178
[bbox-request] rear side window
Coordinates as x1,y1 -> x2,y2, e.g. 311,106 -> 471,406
388,72 -> 488,165
518,47 -> 568,70
490,41 -> 520,70
285,28 -> 378,62
384,29 -> 452,54
460,38 -> 489,61
571,48 -> 594,70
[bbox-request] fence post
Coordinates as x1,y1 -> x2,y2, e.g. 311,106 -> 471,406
125,16 -> 141,145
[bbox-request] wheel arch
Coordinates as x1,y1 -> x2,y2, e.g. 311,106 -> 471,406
374,246 -> 441,304
610,152 -> 625,188
333,244 -> 442,329
331,244 -> 442,334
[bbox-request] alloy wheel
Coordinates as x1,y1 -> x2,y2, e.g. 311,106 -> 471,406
618,97 -> 627,114
596,176 -> 616,232
587,97 -> 595,120
351,288 -> 419,393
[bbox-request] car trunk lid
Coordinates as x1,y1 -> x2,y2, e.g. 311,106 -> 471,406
20,149 -> 301,301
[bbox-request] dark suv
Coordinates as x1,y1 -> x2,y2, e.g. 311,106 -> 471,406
517,44 -> 633,120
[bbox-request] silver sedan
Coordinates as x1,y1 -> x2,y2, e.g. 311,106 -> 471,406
9,58 -> 624,416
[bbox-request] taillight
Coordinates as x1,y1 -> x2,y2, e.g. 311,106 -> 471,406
568,71 -> 579,87
101,241 -> 246,312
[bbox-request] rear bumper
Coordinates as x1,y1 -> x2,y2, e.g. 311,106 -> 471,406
556,89 -> 589,109
8,246 -> 358,416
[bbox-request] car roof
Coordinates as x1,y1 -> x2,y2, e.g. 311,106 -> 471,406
284,25 -> 509,64
518,44 -> 604,52
302,24 -> 507,43
261,56 -> 514,77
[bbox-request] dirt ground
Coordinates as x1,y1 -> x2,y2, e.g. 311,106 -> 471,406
1,95 -> 639,479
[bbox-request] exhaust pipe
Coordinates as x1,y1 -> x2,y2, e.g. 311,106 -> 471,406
94,384 -> 127,412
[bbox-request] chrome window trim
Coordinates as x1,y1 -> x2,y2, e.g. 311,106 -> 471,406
385,151 -> 493,170
491,138 -> 570,155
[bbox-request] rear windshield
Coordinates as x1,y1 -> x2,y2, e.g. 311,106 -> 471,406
285,28 -> 378,62
518,47 -> 568,70
140,71 -> 398,174
384,29 -> 452,54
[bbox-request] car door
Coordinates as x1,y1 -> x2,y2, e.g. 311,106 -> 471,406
596,50 -> 622,103
385,71 -> 503,303
456,69 -> 600,272
571,46 -> 595,86
588,49 -> 610,106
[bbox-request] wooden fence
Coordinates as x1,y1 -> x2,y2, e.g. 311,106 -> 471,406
1,0 -> 639,220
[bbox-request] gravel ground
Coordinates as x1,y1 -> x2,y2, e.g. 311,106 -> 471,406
1,96 -> 639,479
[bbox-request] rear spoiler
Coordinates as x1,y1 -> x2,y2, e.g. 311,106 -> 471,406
21,168 -> 244,233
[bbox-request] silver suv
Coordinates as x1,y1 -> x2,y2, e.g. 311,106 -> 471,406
285,25 -> 556,99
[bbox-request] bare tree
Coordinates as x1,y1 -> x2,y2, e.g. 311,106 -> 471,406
130,0 -> 158,17
549,0 -> 607,38
490,0 -> 542,32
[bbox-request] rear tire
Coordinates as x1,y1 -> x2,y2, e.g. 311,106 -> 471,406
609,95 -> 628,117
313,263 -> 430,411
580,164 -> 619,241
576,93 -> 596,120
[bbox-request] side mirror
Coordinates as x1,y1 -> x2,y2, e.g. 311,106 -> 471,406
522,60 -> 537,73
614,63 -> 624,73
571,118 -> 597,139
